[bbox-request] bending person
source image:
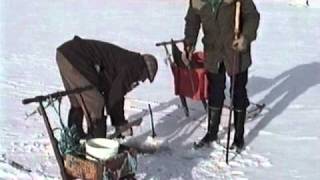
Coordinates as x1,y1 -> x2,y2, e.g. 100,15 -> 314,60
56,35 -> 158,139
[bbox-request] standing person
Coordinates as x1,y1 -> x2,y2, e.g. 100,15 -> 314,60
56,35 -> 158,139
184,0 -> 260,152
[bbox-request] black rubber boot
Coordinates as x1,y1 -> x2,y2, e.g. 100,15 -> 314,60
194,107 -> 222,148
115,125 -> 133,139
88,116 -> 107,138
230,109 -> 246,153
67,107 -> 86,139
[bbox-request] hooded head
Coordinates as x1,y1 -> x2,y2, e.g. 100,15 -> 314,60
142,54 -> 158,83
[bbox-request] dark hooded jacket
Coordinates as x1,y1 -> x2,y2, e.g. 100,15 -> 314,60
184,0 -> 260,75
57,35 -> 147,109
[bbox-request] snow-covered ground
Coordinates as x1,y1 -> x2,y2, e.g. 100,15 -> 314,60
1,0 -> 320,179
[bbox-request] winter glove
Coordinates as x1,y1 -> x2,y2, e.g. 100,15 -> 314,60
232,35 -> 248,52
183,40 -> 195,60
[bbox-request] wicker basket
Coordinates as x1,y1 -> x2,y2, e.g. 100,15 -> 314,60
64,145 -> 137,180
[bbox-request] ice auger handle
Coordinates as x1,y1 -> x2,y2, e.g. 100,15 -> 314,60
155,39 -> 184,47
22,85 -> 94,105
22,96 -> 46,105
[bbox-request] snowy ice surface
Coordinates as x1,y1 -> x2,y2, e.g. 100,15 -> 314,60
1,0 -> 320,179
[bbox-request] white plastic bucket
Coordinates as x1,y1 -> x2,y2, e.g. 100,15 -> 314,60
85,138 -> 119,161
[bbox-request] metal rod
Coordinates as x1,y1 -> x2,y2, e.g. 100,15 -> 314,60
22,85 -> 94,105
155,39 -> 184,47
38,102 -> 69,180
226,0 -> 241,165
179,95 -> 189,117
148,104 -> 156,137
163,44 -> 173,65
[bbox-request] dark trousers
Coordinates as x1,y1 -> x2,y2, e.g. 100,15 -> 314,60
108,97 -> 128,127
207,63 -> 249,110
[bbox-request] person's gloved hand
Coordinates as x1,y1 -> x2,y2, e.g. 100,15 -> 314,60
183,40 -> 195,60
232,35 -> 248,52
